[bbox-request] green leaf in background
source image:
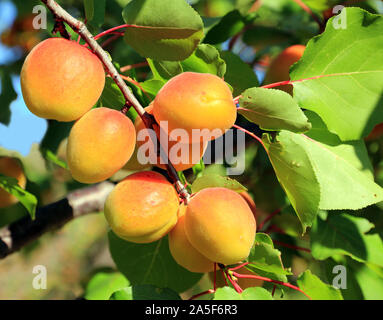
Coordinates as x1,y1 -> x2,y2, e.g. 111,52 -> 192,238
348,259 -> 383,300
122,0 -> 204,61
139,79 -> 165,99
220,51 -> 259,97
305,111 -> 374,179
311,212 -> 383,267
203,10 -> 246,45
110,285 -> 181,300
297,270 -> 343,300
263,132 -> 320,232
147,59 -> 182,81
85,271 -> 129,300
108,231 -> 202,293
302,0 -> 343,12
0,174 -> 37,219
182,44 -> 226,78
40,120 -> 73,156
100,77 -> 126,110
213,286 -> 273,300
291,8 -> 383,141
0,70 -> 17,126
238,87 -> 312,133
41,149 -> 68,169
84,0 -> 106,28
191,174 -> 247,193
246,233 -> 291,282
264,128 -> 383,231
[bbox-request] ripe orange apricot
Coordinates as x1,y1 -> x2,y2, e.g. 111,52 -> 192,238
169,204 -> 215,273
185,187 -> 256,265
264,44 -> 306,95
104,171 -> 179,243
153,72 -> 237,143
67,107 -> 136,184
135,104 -> 207,171
20,38 -> 105,121
0,157 -> 27,208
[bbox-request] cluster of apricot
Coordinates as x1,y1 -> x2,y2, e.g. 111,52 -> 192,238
104,171 -> 257,272
17,37 -> 259,271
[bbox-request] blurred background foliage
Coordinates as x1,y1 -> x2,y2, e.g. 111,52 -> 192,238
0,0 -> 382,299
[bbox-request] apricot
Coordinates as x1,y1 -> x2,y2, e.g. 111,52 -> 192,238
0,157 -> 27,208
185,187 -> 256,265
104,171 -> 179,243
67,107 -> 136,184
209,266 -> 264,289
20,38 -> 105,121
153,72 -> 237,143
264,44 -> 306,95
169,204 -> 215,273
135,104 -> 207,171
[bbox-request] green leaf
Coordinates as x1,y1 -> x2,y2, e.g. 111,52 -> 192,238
111,285 -> 181,300
85,271 -> 129,300
84,0 -> 106,28
0,174 -> 37,219
108,231 -> 202,293
264,129 -> 383,231
213,286 -> 273,300
182,44 -> 226,77
220,51 -> 259,97
122,0 -> 204,61
348,260 -> 383,300
40,120 -> 73,156
291,8 -> 383,141
297,270 -> 343,300
0,71 -> 17,126
147,59 -> 182,81
204,10 -> 246,45
305,111 -> 374,179
238,88 -> 312,133
246,233 -> 292,282
302,0 -> 342,11
41,149 -> 68,169
311,212 -> 383,267
191,174 -> 247,193
100,77 -> 126,110
263,132 -> 320,232
139,79 -> 165,99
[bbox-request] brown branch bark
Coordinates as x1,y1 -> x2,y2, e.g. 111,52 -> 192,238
0,182 -> 114,259
41,0 -> 190,203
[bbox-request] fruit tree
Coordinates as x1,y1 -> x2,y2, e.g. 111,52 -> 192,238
0,0 -> 383,302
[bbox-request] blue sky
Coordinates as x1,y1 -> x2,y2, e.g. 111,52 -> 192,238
0,1 -> 48,156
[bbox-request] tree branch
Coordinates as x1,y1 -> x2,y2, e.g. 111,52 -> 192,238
0,182 -> 115,259
41,0 -> 190,203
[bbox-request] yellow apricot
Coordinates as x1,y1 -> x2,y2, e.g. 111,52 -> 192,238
185,187 -> 256,265
264,44 -> 306,95
20,38 -> 105,121
153,72 -> 237,143
104,171 -> 179,243
67,107 -> 136,184
135,104 -> 207,171
169,204 -> 215,273
0,157 -> 27,208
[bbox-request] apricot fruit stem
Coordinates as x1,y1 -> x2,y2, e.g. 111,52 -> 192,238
232,271 -> 312,300
41,0 -> 190,201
